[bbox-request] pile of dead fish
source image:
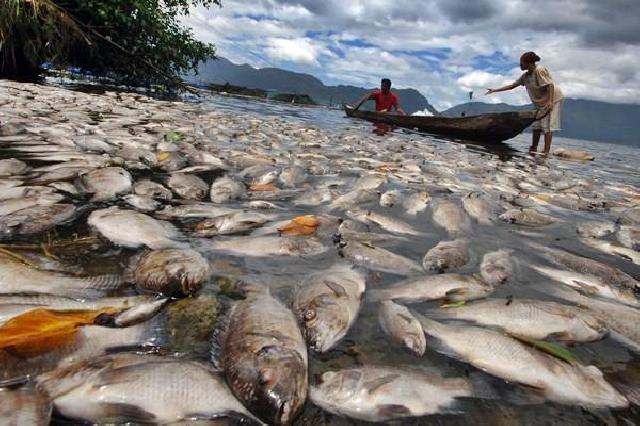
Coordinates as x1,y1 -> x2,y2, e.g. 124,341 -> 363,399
0,79 -> 639,425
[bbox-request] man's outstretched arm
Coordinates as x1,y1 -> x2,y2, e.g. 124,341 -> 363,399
353,92 -> 373,110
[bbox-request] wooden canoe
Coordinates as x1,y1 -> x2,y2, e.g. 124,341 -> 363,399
344,105 -> 540,143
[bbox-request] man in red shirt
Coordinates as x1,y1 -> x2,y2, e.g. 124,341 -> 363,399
353,78 -> 405,115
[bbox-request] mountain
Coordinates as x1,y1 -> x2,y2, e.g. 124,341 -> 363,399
186,58 -> 438,115
442,100 -> 640,146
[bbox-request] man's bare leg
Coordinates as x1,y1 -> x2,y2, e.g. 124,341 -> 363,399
542,131 -> 553,155
530,130 -> 542,154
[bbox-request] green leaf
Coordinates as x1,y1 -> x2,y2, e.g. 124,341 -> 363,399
440,300 -> 466,309
164,130 -> 183,142
510,334 -> 576,364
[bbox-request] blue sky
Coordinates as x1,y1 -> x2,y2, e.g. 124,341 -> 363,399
184,0 -> 640,111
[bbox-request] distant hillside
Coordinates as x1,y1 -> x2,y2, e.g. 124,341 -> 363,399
186,58 -> 438,115
442,100 -> 640,146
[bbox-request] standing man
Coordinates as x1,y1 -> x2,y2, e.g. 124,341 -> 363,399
486,52 -> 563,155
354,78 -> 406,115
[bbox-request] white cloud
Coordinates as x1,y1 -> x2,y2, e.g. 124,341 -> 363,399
264,38 -> 323,65
412,109 -> 434,116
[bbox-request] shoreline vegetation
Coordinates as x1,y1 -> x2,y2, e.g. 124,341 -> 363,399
1,0 -> 219,92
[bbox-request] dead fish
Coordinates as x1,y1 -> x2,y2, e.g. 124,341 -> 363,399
548,285 -> 640,353
48,181 -> 78,195
310,365 -> 472,422
133,249 -> 210,296
0,319 -> 164,384
293,188 -> 332,206
617,207 -> 640,225
379,190 -> 402,207
30,167 -> 92,185
531,192 -> 606,212
499,208 -> 554,226
337,219 -> 408,244
77,167 -> 132,201
432,200 -> 471,235
123,194 -> 160,212
195,211 -> 270,236
553,148 -> 594,161
462,192 -> 493,225
422,238 -> 469,272
205,235 -> 328,257
0,185 -> 57,201
155,203 -> 237,219
529,243 -> 640,307
0,294 -> 166,327
157,151 -> 187,172
617,225 -> 640,250
245,200 -> 286,210
0,204 -> 77,239
0,252 -> 123,299
278,166 -> 307,188
368,273 -> 493,304
89,206 -> 185,249
576,221 -> 616,238
402,191 -> 430,215
167,173 -> 209,200
73,136 -> 115,154
330,189 -> 378,210
214,287 -> 307,424
338,241 -> 423,275
347,209 -> 424,236
416,315 -> 627,408
0,386 -> 51,426
133,180 -> 173,201
0,193 -> 65,216
210,176 -> 246,203
479,249 -> 515,285
37,354 -> 258,424
579,237 -> 640,265
426,298 -> 607,343
0,158 -> 29,177
378,300 -> 426,355
292,264 -> 365,352
353,173 -> 386,190
115,147 -> 157,167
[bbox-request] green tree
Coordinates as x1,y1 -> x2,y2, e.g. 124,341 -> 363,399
0,0 -> 219,89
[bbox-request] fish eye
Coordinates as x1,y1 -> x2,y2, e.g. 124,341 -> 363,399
304,309 -> 316,321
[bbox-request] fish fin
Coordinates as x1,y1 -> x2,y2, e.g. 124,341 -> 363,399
364,373 -> 400,394
99,402 -> 156,422
185,411 -> 264,425
468,372 -> 499,400
615,383 -> 640,406
376,404 -> 412,420
106,311 -> 168,352
322,280 -> 348,297
210,301 -> 234,370
571,280 -> 600,295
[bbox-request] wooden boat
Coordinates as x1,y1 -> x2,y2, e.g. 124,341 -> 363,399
344,105 -> 541,143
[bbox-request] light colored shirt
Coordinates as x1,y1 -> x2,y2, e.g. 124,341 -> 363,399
516,65 -> 563,106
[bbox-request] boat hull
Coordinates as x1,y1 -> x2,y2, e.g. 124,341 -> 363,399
344,106 -> 539,143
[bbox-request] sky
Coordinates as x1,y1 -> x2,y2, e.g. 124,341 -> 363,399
183,0 -> 640,111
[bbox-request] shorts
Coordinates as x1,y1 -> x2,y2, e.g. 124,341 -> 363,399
532,100 -> 562,132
